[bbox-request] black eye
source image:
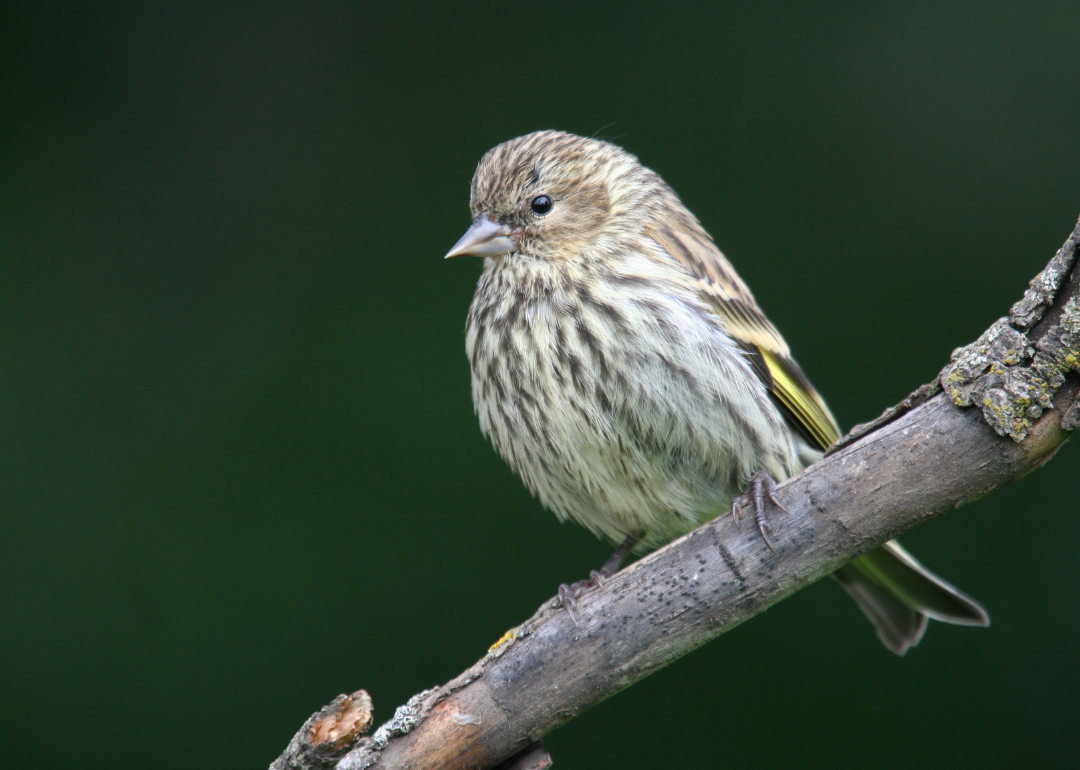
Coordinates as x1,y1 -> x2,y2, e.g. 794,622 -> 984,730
530,195 -> 553,215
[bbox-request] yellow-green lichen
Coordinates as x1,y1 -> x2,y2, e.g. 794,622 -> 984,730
487,628 -> 517,654
942,281 -> 1079,441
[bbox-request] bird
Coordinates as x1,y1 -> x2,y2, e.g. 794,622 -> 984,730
445,130 -> 989,655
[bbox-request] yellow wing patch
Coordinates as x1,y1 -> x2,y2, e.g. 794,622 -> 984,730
761,350 -> 841,451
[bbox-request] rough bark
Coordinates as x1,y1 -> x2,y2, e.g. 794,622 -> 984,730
272,216 -> 1080,770
276,691 -> 374,770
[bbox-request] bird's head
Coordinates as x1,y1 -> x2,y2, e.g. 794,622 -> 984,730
445,130 -> 666,262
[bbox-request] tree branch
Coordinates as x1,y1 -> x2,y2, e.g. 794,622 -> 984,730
272,216 -> 1080,770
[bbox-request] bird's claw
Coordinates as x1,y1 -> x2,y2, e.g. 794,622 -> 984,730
556,536 -> 636,624
558,581 -> 590,625
730,470 -> 787,553
558,571 -> 613,624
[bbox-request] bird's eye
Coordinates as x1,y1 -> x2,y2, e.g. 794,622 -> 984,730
530,195 -> 553,215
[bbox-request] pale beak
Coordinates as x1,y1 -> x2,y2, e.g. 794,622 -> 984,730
444,215 -> 517,259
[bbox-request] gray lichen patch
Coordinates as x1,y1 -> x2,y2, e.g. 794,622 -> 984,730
1011,235 -> 1077,330
370,690 -> 434,749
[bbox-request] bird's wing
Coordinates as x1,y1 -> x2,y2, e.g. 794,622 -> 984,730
649,223 -> 841,451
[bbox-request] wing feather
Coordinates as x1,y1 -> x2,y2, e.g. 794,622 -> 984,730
649,224 -> 841,451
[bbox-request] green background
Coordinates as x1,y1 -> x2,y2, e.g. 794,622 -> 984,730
3,3 -> 1078,768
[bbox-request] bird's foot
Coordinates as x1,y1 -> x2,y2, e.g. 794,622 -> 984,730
729,470 -> 788,553
557,536 -> 637,624
557,574 -> 604,625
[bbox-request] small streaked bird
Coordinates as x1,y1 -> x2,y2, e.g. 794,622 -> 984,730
446,130 -> 988,654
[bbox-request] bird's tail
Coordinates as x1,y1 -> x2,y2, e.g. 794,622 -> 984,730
832,540 -> 989,656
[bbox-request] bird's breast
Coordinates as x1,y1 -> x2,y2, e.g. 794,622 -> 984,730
465,258 -> 797,546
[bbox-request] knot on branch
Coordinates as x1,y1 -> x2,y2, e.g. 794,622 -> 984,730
308,691 -> 374,753
272,690 -> 374,770
940,230 -> 1080,440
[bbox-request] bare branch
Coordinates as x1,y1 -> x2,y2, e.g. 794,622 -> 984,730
272,216 -> 1080,770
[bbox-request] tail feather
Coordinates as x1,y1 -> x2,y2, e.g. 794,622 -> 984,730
833,540 -> 989,656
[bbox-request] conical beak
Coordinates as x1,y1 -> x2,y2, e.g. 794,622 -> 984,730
444,216 -> 517,259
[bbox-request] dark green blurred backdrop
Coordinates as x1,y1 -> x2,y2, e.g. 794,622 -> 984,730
2,3 -> 1078,768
